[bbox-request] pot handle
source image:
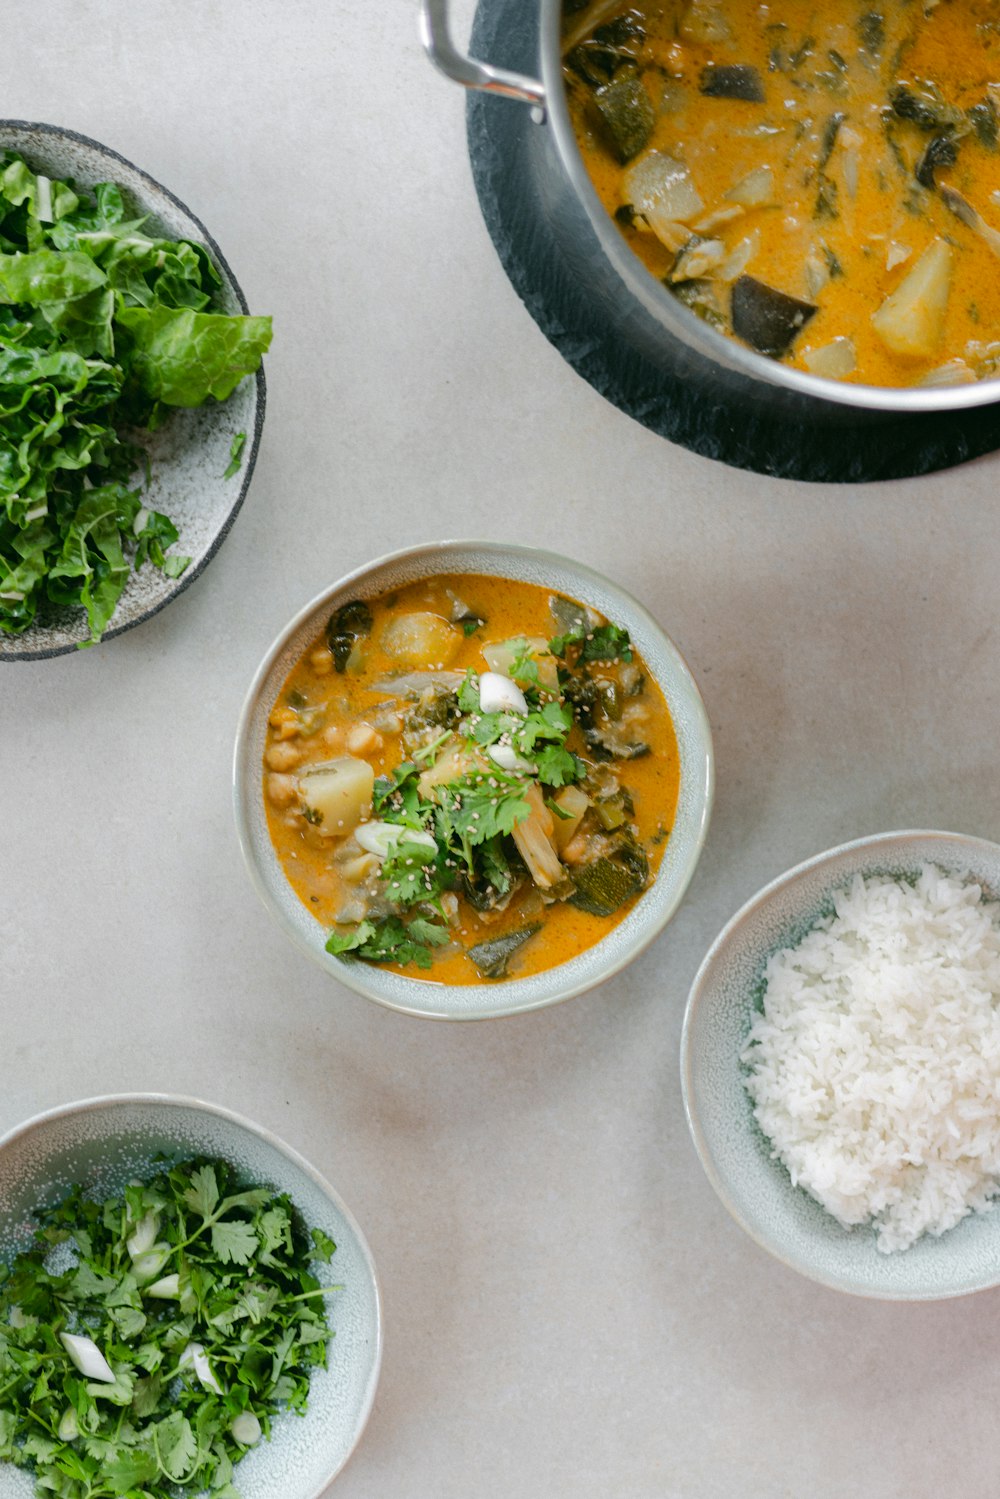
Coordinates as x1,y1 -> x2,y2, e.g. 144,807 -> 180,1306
419,0 -> 547,109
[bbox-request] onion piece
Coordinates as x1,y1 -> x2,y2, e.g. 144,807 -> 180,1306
145,1273 -> 181,1300
180,1341 -> 223,1395
488,744 -> 536,775
802,337 -> 857,379
725,165 -> 774,208
355,821 -> 437,859
126,1210 -> 160,1260
918,358 -> 977,386
478,672 -> 528,715
940,186 -> 1000,261
58,1407 -> 80,1441
717,229 -> 760,282
230,1412 -> 263,1446
692,204 -> 745,233
60,1332 -> 116,1384
624,152 -> 705,244
670,238 -> 726,282
130,1244 -> 171,1284
369,670 -> 465,699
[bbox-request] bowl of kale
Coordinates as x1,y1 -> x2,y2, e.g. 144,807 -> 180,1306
0,122 -> 271,658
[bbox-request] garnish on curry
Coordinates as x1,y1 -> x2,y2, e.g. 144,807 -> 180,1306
263,575 -> 679,982
563,0 -> 1000,386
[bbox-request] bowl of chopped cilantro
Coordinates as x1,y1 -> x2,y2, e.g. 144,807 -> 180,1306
0,122 -> 270,657
0,1094 -> 381,1497
234,540 -> 714,1020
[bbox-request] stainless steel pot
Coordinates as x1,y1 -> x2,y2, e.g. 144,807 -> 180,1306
421,0 -> 1000,415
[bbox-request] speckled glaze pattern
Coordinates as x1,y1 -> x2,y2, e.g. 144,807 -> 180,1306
0,123 -> 265,661
0,1096 -> 381,1496
234,541 -> 714,1021
680,831 -> 1000,1300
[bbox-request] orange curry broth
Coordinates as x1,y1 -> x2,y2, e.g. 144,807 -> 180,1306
564,0 -> 1000,386
263,574 -> 680,984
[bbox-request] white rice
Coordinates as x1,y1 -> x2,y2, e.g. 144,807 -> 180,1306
741,864 -> 1000,1253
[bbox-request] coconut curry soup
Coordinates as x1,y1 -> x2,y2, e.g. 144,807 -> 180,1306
263,575 -> 680,983
563,0 -> 1000,387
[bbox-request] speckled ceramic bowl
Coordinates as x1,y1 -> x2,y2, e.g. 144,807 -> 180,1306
234,540 -> 714,1021
0,1095 -> 381,1496
0,122 -> 265,660
681,830 -> 1000,1299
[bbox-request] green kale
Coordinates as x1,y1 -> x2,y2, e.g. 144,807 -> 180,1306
0,152 -> 271,642
325,599 -> 373,672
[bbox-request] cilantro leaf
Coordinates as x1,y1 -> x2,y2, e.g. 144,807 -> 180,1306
310,1229 -> 337,1264
0,1158 -> 338,1499
456,670 -> 481,713
211,1219 -> 259,1266
506,637 -> 541,686
550,621 -> 633,661
183,1163 -> 220,1220
154,1411 -> 197,1480
535,746 -> 584,787
441,774 -> 531,844
381,838 -> 443,906
326,914 -> 447,970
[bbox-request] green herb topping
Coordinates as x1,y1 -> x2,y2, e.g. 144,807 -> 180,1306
0,1158 -> 338,1498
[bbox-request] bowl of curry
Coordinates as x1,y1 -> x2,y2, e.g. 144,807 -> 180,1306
233,542 -> 713,1020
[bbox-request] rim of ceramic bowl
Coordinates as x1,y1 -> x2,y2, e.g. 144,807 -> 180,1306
680,828 -> 1000,1299
233,539 -> 714,1020
0,1092 -> 383,1489
0,120 -> 266,661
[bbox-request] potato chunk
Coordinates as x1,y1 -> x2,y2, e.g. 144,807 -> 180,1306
482,636 -> 559,693
380,612 -> 460,669
298,756 -> 374,837
871,238 -> 953,360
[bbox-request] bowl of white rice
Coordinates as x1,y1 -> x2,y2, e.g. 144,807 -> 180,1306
681,830 -> 1000,1299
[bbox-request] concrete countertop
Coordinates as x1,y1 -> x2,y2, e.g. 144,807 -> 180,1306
3,4 -> 999,1496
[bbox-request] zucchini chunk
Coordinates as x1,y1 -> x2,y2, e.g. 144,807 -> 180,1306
595,77 -> 655,163
730,276 -> 817,357
468,925 -> 542,979
569,835 -> 649,917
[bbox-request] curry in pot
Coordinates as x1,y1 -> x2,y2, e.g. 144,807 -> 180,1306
563,0 -> 1000,386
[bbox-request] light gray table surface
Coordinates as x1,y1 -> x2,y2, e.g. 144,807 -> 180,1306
4,4 -> 1000,1497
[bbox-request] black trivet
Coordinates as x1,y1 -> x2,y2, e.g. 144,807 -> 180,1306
466,0 -> 1000,481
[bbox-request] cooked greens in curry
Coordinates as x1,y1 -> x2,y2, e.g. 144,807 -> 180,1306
563,0 -> 1000,386
263,575 -> 679,983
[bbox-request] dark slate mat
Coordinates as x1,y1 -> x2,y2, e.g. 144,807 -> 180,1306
466,0 -> 1000,482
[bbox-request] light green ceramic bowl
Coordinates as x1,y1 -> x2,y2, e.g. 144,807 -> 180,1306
0,1095 -> 381,1497
234,541 -> 714,1021
681,830 -> 1000,1300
